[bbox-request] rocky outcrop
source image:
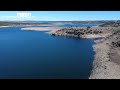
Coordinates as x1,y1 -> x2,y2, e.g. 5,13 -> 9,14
51,27 -> 103,38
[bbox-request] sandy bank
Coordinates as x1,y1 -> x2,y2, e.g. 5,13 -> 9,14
0,26 -> 13,27
81,34 -> 108,39
89,32 -> 120,79
21,27 -> 63,32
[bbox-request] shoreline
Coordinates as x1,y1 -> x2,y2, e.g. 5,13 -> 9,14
89,31 -> 120,79
48,26 -> 120,79
21,27 -> 63,32
1,25 -> 120,79
21,26 -> 120,79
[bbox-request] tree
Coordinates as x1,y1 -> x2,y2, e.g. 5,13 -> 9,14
87,26 -> 91,30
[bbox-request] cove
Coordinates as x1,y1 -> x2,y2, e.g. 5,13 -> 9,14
0,27 -> 94,79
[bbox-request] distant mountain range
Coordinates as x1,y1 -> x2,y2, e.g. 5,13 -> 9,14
0,20 -> 120,26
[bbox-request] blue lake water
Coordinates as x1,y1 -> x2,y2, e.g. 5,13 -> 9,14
60,24 -> 96,27
24,21 -> 97,27
0,26 -> 94,79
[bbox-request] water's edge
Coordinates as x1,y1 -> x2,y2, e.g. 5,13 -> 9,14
0,26 -> 95,79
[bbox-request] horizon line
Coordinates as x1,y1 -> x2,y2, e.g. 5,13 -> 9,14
0,20 -> 119,22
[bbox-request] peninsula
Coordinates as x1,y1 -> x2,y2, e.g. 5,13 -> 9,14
49,21 -> 120,79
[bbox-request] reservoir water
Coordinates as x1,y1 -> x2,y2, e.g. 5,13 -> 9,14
0,26 -> 94,79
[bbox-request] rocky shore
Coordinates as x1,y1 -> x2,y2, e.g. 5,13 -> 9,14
89,28 -> 120,79
50,26 -> 114,38
50,26 -> 120,79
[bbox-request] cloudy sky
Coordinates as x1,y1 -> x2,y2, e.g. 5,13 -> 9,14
0,11 -> 120,21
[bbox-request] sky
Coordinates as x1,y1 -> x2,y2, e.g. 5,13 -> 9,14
0,11 -> 120,21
